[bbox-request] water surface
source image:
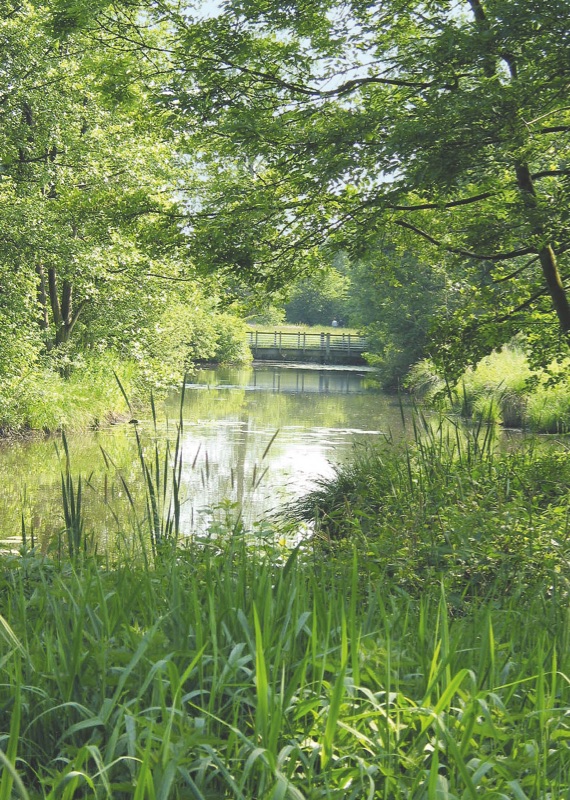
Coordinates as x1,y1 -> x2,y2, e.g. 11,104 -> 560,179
0,364 -> 407,549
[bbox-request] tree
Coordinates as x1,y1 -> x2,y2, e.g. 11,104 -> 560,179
166,0 -> 570,378
0,0 -> 187,372
348,246 -> 453,386
285,264 -> 350,326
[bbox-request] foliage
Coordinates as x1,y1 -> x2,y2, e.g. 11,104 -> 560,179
1,430 -> 570,795
348,247 -> 452,386
166,0 -> 570,378
2,392 -> 570,795
0,494 -> 569,800
292,414 -> 570,600
133,299 -> 250,389
1,0 -> 186,359
284,265 -> 350,326
246,306 -> 286,326
0,542 -> 568,800
212,312 -> 253,363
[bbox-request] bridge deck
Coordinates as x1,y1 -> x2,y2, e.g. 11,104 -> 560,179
248,331 -> 368,364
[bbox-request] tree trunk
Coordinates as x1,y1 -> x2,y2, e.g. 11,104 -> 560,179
514,163 -> 570,332
35,264 -> 50,333
45,267 -> 86,348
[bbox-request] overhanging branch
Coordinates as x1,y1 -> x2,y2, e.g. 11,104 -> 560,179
394,219 -> 533,261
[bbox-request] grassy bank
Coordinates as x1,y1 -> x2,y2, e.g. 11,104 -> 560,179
407,346 -> 570,433
1,419 -> 570,797
0,354 -> 139,435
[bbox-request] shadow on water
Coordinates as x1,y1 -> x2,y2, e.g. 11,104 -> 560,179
0,363 -> 407,550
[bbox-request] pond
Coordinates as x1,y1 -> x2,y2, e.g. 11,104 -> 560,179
0,363 -> 409,551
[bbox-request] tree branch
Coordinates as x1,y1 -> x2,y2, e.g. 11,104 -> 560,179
531,168 -> 570,179
384,191 -> 494,212
394,219 -> 534,261
192,54 -> 439,101
537,126 -> 570,134
494,288 -> 549,322
492,255 -> 540,283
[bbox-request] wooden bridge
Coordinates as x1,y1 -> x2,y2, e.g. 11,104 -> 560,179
248,330 -> 369,365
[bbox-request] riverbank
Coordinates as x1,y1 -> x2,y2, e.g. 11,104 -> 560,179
1,426 -> 569,797
407,346 -> 570,433
0,354 -> 140,438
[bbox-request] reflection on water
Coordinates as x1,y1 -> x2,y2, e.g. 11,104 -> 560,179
187,364 -> 377,394
0,364 -> 406,548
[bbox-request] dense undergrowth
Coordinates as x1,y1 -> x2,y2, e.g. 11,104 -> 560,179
1,413 -> 570,797
0,354 -> 139,435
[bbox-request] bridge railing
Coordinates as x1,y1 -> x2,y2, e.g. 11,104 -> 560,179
247,330 -> 368,354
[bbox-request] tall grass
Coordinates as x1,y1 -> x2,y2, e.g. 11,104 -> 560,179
407,346 -> 570,432
1,545 -> 569,798
0,353 -> 139,434
1,412 -> 570,797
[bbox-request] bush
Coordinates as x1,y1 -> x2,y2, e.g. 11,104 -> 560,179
291,419 -> 570,602
210,313 -> 252,363
140,302 -> 250,388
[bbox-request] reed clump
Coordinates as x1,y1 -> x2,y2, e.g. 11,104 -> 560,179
293,413 -> 570,603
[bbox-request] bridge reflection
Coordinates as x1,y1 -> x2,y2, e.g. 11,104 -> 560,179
188,365 -> 376,395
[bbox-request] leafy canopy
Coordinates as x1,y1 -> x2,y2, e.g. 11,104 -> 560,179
165,0 -> 570,377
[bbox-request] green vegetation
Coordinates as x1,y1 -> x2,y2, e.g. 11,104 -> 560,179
176,0 -> 570,376
283,266 -> 351,328
0,354 -> 136,434
407,346 -> 570,433
4,0 -> 570,429
0,303 -> 250,433
0,1 -> 254,435
3,1 -> 570,794
1,419 -> 570,797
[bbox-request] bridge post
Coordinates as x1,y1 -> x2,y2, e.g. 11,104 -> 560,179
326,333 -> 331,361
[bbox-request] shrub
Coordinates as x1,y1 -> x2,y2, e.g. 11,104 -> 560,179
291,419 -> 570,601
210,313 -> 252,363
